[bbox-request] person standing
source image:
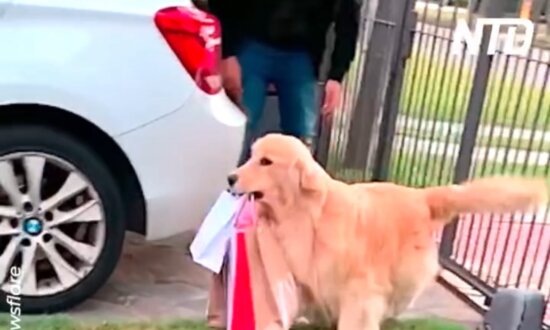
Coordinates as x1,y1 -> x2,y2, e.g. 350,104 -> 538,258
209,0 -> 361,164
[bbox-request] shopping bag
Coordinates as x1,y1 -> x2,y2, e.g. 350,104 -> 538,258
245,224 -> 283,330
230,198 -> 299,330
190,191 -> 241,273
255,220 -> 299,330
228,196 -> 256,330
206,257 -> 229,328
204,195 -> 249,329
245,219 -> 300,330
205,197 -> 299,330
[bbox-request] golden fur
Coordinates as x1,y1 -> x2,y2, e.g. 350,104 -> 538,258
229,133 -> 548,330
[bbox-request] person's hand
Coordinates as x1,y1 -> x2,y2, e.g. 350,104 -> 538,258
322,79 -> 342,117
221,56 -> 243,110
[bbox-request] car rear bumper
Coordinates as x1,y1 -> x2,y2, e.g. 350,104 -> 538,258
116,90 -> 245,240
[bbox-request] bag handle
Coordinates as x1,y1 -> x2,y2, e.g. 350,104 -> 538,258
234,195 -> 256,229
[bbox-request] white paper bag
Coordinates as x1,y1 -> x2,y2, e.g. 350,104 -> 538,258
190,191 -> 242,273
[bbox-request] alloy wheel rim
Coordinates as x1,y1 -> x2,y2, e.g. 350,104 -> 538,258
0,152 -> 106,296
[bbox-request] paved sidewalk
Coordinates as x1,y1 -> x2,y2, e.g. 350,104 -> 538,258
68,233 -> 483,328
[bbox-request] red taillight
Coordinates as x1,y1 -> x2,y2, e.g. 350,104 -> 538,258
155,6 -> 222,94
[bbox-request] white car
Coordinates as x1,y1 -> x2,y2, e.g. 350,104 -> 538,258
0,0 -> 244,313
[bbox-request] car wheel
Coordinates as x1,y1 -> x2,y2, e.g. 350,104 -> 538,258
0,124 -> 125,313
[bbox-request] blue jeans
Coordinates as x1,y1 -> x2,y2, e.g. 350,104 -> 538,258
237,40 -> 318,165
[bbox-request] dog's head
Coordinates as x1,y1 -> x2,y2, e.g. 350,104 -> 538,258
228,134 -> 328,204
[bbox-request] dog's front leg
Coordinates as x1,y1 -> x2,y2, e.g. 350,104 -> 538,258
337,285 -> 387,330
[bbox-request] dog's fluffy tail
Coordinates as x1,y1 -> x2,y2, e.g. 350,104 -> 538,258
423,176 -> 548,222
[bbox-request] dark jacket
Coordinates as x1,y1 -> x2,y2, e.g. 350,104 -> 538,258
208,0 -> 361,82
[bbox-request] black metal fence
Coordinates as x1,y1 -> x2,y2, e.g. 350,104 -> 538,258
316,0 -> 550,325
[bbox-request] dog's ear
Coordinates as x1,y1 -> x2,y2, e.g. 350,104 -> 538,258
298,159 -> 324,191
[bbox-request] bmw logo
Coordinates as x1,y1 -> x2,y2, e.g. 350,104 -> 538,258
23,218 -> 43,236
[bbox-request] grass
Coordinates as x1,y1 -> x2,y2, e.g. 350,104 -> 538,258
382,50 -> 550,185
329,11 -> 550,184
390,151 -> 550,188
395,126 -> 550,152
338,2 -> 550,134
401,52 -> 550,130
0,315 -> 467,330
330,28 -> 550,184
331,149 -> 549,187
390,154 -> 550,187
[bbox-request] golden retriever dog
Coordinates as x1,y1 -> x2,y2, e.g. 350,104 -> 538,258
227,133 -> 548,330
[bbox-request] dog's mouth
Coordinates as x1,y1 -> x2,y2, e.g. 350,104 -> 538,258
227,189 -> 264,200
251,191 -> 264,200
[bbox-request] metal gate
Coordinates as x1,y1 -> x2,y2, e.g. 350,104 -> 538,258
316,0 -> 550,324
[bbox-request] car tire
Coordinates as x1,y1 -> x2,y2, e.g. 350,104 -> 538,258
0,124 -> 125,313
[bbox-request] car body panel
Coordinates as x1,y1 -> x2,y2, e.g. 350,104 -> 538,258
116,89 -> 245,240
0,0 -> 246,240
0,0 -> 197,136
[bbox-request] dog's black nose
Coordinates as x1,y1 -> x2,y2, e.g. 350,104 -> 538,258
227,174 -> 238,187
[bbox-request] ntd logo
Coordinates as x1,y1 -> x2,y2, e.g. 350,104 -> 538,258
451,18 -> 534,56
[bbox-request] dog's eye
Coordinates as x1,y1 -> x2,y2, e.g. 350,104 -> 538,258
259,157 -> 273,166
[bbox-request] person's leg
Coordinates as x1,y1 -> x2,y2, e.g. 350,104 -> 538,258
236,42 -> 271,165
273,51 -> 318,152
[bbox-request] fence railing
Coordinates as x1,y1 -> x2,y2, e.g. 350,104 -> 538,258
318,0 -> 550,326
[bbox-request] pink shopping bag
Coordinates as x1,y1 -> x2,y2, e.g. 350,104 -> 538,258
228,197 -> 256,330
206,196 -> 299,330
